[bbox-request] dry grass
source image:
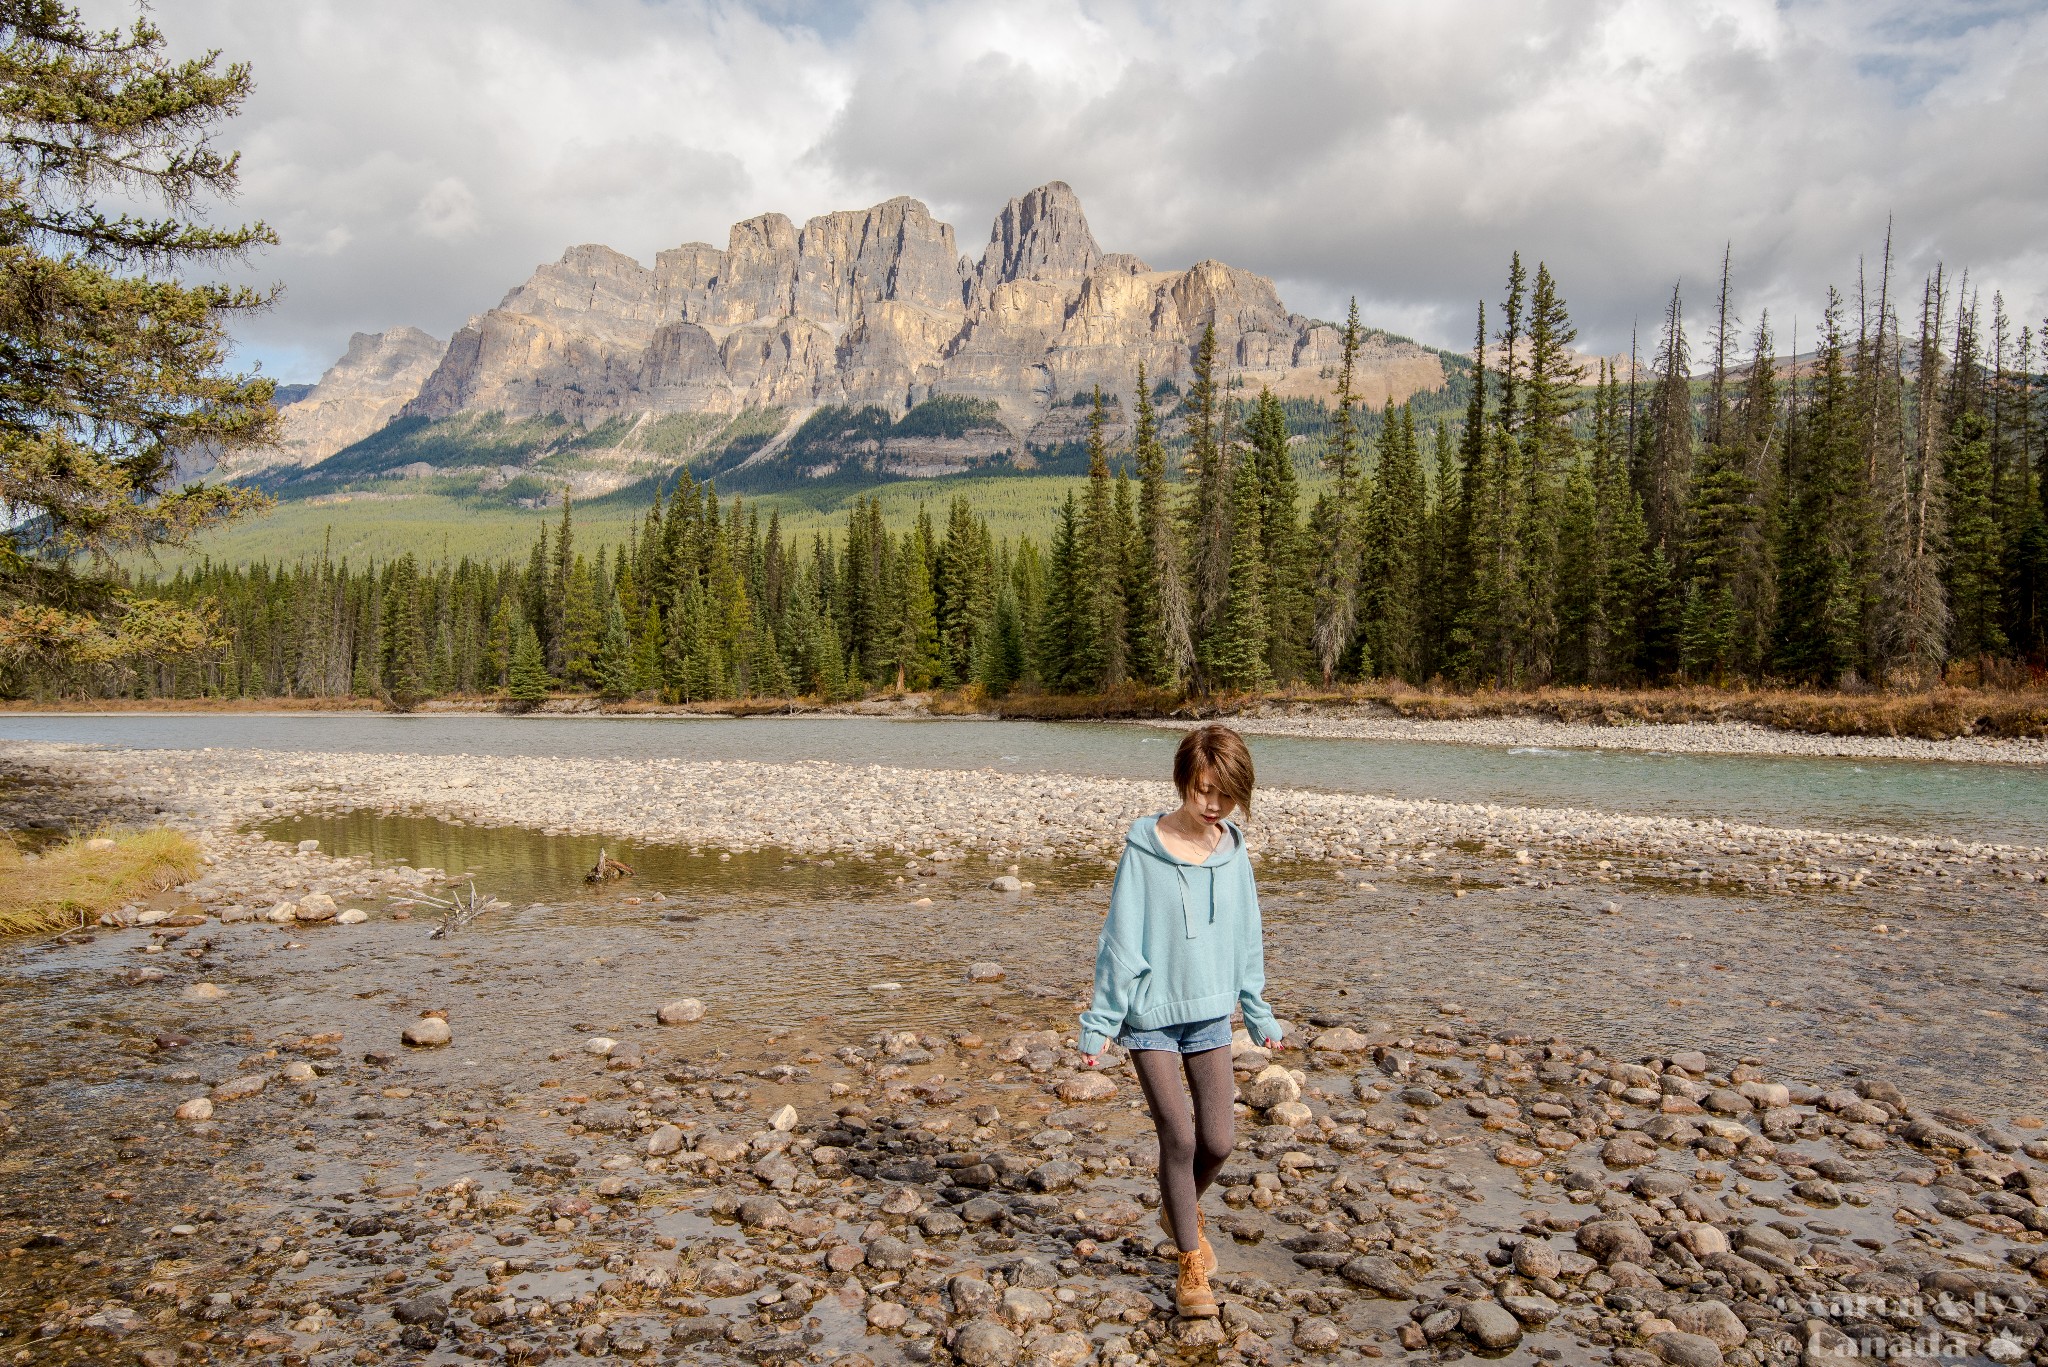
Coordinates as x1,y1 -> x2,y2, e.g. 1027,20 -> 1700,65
0,696 -> 380,713
1235,682 -> 2048,741
0,827 -> 202,935
7,681 -> 2043,738
941,684 -> 1191,721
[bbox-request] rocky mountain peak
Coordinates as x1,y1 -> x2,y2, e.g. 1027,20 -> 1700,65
970,181 -> 1102,307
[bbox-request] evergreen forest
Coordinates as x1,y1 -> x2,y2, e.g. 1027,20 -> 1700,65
19,251 -> 2048,706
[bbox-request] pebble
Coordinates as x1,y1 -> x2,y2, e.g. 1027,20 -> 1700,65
182,982 -> 225,1002
401,1016 -> 451,1048
656,998 -> 705,1024
965,961 -> 1007,983
172,1097 -> 213,1121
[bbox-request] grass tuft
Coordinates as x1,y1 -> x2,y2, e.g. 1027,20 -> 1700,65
0,827 -> 202,935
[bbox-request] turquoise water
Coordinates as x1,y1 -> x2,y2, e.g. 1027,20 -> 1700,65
3,712 -> 2040,845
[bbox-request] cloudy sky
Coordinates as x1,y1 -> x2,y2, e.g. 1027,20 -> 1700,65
94,0 -> 2048,382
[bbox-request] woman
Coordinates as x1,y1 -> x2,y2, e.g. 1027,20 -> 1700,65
1077,723 -> 1285,1319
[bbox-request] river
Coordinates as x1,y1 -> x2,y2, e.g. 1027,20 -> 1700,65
2,712 -> 2042,846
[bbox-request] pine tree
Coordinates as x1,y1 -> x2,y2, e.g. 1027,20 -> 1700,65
1942,288 -> 2002,666
380,555 -> 429,710
1515,261 -> 1582,681
1643,283 -> 1693,557
1680,259 -> 1755,682
974,585 -> 1027,697
0,3 -> 280,664
1035,494 -> 1082,690
1774,290 -> 1862,684
1075,387 -> 1128,688
1360,405 -> 1425,679
594,593 -> 634,701
560,555 -> 603,687
886,519 -> 940,691
1248,388 -> 1309,682
506,623 -> 550,709
1184,325 -> 1232,663
1128,365 -> 1192,686
1311,299 -> 1365,683
1862,265 -> 1944,684
1204,442 -> 1269,691
1731,315 -> 1782,677
935,496 -> 993,686
1442,304 -> 1488,680
548,493 -> 574,672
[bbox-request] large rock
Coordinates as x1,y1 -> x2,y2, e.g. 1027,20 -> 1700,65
1576,1218 -> 1655,1266
1055,1072 -> 1116,1103
292,892 -> 337,923
951,1318 -> 1021,1367
656,998 -> 705,1024
1667,1300 -> 1746,1350
1460,1300 -> 1522,1349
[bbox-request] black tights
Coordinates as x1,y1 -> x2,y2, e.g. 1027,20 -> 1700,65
1129,1045 -> 1236,1252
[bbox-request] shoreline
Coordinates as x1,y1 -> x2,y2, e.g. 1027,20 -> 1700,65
7,740 -> 2045,892
4,695 -> 2046,766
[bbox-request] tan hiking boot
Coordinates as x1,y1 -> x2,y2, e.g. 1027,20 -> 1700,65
1175,1248 -> 1218,1319
1159,1205 -> 1218,1274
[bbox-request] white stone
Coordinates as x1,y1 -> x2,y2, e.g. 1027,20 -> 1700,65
584,1037 -> 617,1056
175,1097 -> 214,1121
403,1016 -> 452,1048
769,1104 -> 799,1132
334,908 -> 368,925
655,999 -> 705,1024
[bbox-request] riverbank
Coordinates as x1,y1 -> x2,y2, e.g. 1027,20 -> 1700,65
8,680 -> 2046,750
3,782 -> 2045,1366
6,740 -> 2047,901
1181,707 -> 2048,766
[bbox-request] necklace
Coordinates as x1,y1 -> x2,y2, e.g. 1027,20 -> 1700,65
1164,811 -> 1222,860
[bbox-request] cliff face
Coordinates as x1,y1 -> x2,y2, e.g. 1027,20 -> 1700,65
246,326 -> 446,471
328,183 -> 1442,461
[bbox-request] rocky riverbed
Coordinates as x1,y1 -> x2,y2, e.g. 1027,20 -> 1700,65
7,741 -> 2048,895
1161,708 -> 2048,767
2,742 -> 2047,1367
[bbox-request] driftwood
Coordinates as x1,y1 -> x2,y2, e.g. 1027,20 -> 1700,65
405,880 -> 506,939
586,848 -> 634,883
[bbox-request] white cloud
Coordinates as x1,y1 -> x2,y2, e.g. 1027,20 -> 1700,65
413,178 -> 480,241
80,0 -> 2048,379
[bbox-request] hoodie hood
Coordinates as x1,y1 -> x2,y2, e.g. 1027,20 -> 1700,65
1129,814 -> 1245,938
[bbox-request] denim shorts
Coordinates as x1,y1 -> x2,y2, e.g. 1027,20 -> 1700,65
1116,1015 -> 1233,1054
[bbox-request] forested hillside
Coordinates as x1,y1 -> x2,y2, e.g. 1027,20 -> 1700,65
18,250 -> 2046,704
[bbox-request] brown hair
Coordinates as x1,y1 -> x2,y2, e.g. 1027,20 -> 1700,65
1173,723 -> 1255,816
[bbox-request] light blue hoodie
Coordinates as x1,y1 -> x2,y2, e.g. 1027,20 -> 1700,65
1077,814 -> 1279,1056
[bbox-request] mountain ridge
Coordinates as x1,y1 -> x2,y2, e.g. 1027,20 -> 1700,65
257,181 -> 1452,498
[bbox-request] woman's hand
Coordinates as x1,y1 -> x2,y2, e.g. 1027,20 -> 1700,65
1264,1036 -> 1287,1051
1080,1052 -> 1100,1069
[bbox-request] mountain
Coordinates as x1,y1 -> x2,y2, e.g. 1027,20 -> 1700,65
256,182 -> 1450,496
241,326 -> 446,475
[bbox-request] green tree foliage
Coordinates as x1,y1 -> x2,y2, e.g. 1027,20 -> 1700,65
0,1 -> 280,672
506,623 -> 549,707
